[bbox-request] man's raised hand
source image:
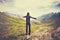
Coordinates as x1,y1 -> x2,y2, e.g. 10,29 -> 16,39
33,18 -> 37,19
31,17 -> 37,20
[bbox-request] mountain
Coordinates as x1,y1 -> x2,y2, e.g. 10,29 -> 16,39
1,12 -> 60,40
31,12 -> 60,40
38,13 -> 54,22
0,12 -> 26,40
38,12 -> 60,26
39,12 -> 60,28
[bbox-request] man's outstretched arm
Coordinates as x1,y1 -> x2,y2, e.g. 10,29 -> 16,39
30,16 -> 36,19
23,16 -> 26,18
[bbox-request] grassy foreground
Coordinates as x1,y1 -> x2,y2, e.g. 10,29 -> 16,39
0,12 -> 52,40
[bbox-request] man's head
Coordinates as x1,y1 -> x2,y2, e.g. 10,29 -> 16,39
27,12 -> 30,16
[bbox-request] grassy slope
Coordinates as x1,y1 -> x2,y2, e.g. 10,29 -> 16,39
0,12 -> 51,40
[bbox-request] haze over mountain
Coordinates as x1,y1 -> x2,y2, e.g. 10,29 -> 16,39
6,12 -> 22,18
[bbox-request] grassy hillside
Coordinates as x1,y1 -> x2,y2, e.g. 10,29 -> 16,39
0,12 -> 26,40
0,12 -> 48,40
1,12 -> 57,40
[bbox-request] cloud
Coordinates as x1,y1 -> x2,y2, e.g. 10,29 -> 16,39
52,0 -> 60,9
55,3 -> 60,8
0,0 -> 5,3
0,0 -> 60,17
0,0 -> 13,3
0,0 -> 14,9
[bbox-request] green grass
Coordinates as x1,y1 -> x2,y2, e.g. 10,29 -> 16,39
0,13 -> 52,40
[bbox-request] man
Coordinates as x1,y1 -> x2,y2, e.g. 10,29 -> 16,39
23,12 -> 36,35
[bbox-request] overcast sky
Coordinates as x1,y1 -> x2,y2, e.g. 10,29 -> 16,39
0,0 -> 60,17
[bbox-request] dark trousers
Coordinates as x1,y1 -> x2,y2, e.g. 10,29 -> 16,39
26,23 -> 31,35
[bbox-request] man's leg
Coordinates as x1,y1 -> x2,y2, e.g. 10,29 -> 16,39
29,23 -> 31,35
26,24 -> 28,35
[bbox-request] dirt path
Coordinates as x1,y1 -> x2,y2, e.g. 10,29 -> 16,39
26,27 -> 53,40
